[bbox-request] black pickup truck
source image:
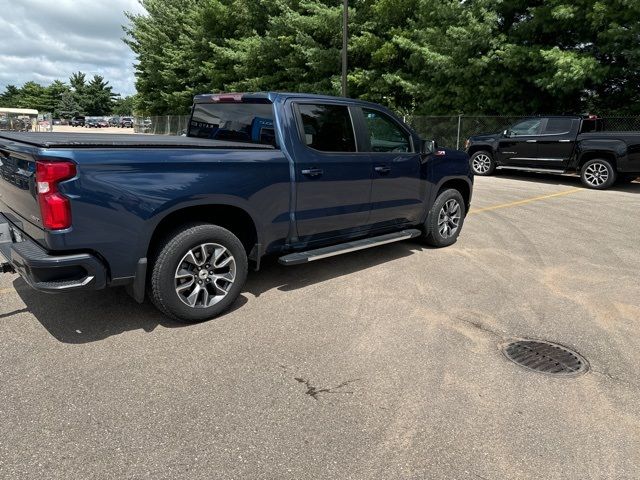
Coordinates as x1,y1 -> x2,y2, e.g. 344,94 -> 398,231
465,116 -> 640,189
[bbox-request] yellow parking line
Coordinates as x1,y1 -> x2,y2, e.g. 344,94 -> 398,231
469,188 -> 583,215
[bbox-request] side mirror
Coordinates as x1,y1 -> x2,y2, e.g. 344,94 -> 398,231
422,139 -> 437,154
503,129 -> 513,138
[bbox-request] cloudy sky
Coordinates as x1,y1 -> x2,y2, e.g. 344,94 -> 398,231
0,0 -> 146,96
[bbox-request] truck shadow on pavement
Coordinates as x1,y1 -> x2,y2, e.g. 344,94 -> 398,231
494,170 -> 640,192
13,277 -> 247,344
244,240 -> 427,297
14,241 -> 426,344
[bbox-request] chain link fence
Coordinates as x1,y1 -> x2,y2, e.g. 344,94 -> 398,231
408,115 -> 640,149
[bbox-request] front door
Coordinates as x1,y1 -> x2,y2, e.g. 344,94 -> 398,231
359,107 -> 424,228
292,102 -> 373,243
497,118 -> 543,167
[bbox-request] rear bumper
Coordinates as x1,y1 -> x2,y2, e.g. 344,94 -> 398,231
0,213 -> 106,293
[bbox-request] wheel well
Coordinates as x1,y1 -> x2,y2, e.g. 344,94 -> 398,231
468,146 -> 492,157
438,179 -> 471,210
578,152 -> 617,170
148,205 -> 258,258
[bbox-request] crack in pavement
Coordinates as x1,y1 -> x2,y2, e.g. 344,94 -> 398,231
455,316 -> 507,339
294,377 -> 360,400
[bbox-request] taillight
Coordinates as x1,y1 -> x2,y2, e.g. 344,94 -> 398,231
36,160 -> 76,230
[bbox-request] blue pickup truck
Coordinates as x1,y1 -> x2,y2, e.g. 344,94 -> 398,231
0,92 -> 472,322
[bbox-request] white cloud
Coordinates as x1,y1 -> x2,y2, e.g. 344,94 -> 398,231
0,0 -> 146,96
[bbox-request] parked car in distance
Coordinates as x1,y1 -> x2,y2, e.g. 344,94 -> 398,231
97,119 -> 109,128
0,92 -> 472,323
70,116 -> 85,127
84,117 -> 99,128
108,117 -> 120,127
120,117 -> 134,128
465,115 -> 640,189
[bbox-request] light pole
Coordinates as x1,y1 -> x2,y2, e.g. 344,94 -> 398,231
341,0 -> 348,97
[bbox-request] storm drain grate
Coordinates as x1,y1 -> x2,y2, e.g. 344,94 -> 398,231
502,340 -> 589,376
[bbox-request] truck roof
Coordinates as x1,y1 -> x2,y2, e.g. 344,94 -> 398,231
192,92 -> 390,110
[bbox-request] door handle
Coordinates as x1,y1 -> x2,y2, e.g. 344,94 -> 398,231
526,140 -> 537,143
558,139 -> 571,143
301,168 -> 323,177
374,165 -> 391,174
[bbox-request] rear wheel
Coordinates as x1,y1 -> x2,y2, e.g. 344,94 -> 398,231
470,151 -> 496,176
423,189 -> 466,248
148,224 -> 248,323
580,159 -> 616,189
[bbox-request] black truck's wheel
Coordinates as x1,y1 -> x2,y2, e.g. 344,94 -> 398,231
470,151 -> 496,176
580,159 -> 617,189
423,189 -> 466,248
148,223 -> 248,323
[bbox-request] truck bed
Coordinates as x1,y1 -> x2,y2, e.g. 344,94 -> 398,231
0,132 -> 275,150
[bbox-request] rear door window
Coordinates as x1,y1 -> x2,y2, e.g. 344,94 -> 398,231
543,118 -> 573,134
297,104 -> 356,152
189,103 -> 276,146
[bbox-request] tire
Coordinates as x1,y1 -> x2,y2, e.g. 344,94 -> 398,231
580,159 -> 617,189
148,223 -> 248,323
423,189 -> 466,248
469,151 -> 496,176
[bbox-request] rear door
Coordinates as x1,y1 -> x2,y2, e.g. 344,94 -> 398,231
497,118 -> 543,167
357,107 -> 424,228
535,117 -> 578,169
291,102 -> 373,243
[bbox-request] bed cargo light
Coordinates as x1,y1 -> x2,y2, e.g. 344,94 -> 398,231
210,93 -> 243,103
36,160 -> 76,230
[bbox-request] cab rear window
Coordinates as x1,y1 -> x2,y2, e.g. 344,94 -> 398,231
188,103 -> 276,146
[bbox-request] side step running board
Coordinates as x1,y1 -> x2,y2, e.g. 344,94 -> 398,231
496,166 -> 566,174
278,229 -> 422,266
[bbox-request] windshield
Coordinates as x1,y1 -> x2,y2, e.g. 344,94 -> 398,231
188,103 -> 276,146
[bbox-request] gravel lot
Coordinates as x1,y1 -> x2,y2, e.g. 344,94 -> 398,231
1,172 -> 639,479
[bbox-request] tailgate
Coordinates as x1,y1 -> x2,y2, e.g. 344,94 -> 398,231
0,142 -> 43,231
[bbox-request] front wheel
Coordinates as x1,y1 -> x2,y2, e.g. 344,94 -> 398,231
470,151 -> 496,176
148,224 -> 248,323
580,159 -> 616,189
423,189 -> 466,248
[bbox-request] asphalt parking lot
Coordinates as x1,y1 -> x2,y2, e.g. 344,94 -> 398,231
1,172 -> 639,479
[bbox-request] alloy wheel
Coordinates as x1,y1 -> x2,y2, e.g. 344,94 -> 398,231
174,243 -> 236,308
584,162 -> 609,187
438,199 -> 461,239
472,154 -> 492,174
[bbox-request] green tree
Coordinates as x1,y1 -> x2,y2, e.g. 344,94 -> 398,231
17,81 -> 49,111
124,0 -> 640,115
83,75 -> 117,115
112,95 -> 136,115
0,85 -> 22,107
57,90 -> 81,118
